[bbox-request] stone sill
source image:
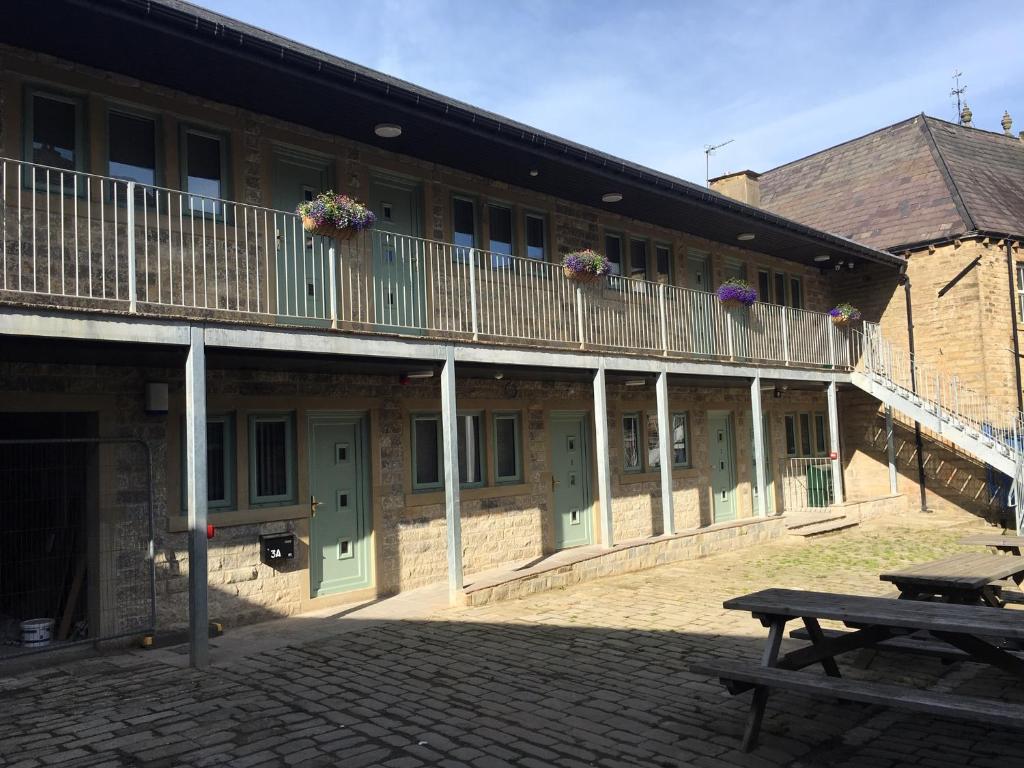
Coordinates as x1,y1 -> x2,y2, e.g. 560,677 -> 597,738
167,504 -> 307,532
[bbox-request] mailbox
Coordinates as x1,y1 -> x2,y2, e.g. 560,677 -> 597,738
259,533 -> 295,567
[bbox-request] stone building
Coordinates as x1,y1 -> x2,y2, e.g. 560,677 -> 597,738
0,0 -> 936,663
713,111 -> 1024,521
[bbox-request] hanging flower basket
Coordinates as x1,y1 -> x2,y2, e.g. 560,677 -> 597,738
297,192 -> 376,241
561,249 -> 611,283
829,303 -> 862,326
716,278 -> 757,308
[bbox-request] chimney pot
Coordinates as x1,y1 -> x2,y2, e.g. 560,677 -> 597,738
960,103 -> 973,127
1002,110 -> 1014,135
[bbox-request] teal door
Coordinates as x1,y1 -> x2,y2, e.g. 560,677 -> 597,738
272,153 -> 330,323
550,412 -> 593,549
686,252 -> 710,292
368,178 -> 426,333
309,413 -> 371,597
709,411 -> 737,523
751,414 -> 774,514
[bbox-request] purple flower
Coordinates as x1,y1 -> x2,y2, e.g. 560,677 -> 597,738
562,249 -> 610,277
716,279 -> 757,306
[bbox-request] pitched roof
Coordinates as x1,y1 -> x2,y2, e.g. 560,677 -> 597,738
759,114 -> 1024,250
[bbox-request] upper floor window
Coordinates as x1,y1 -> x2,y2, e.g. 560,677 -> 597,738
24,90 -> 84,193
655,244 -> 672,280
182,128 -> 227,216
109,111 -> 157,205
525,213 -> 546,261
789,276 -> 804,310
488,204 -> 513,267
605,234 -> 623,276
453,197 -> 476,261
630,239 -> 648,281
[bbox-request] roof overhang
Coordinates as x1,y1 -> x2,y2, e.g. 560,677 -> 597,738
2,0 -> 904,270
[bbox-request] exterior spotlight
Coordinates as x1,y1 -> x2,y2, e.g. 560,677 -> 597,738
374,123 -> 402,138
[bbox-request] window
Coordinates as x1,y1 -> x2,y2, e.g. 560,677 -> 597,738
644,412 -> 663,469
799,413 -> 812,456
784,414 -> 797,457
182,128 -> 227,216
814,412 -> 828,455
525,214 -> 546,261
488,204 -> 513,268
493,412 -> 522,484
622,413 -> 642,472
724,259 -> 747,282
453,197 -> 476,261
655,244 -> 672,279
605,234 -> 623,276
773,272 -> 786,306
108,111 -> 157,205
412,414 -> 443,491
758,270 -> 771,303
181,414 -> 235,510
630,239 -> 648,280
25,90 -> 84,192
1018,264 -> 1024,320
672,412 -> 690,467
789,277 -> 804,309
248,413 -> 296,505
457,413 -> 484,488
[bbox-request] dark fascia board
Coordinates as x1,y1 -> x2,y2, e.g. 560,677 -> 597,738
82,0 -> 903,269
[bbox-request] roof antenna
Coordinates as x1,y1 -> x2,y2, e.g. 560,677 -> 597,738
704,139 -> 734,187
950,70 -> 967,124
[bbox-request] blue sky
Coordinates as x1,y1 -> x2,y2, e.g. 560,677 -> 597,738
195,0 -> 1024,185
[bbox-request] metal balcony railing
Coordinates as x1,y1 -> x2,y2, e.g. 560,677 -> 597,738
1,156 -> 856,369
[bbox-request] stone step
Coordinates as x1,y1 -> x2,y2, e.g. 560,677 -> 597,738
787,517 -> 859,538
784,512 -> 847,531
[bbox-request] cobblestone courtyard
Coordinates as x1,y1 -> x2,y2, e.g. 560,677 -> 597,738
3,515 -> 1022,768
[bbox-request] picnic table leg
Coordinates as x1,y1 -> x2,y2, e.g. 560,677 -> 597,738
980,586 -> 1005,608
801,618 -> 841,677
742,617 -> 785,752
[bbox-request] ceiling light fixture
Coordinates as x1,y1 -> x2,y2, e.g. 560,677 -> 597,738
529,168 -> 539,177
737,233 -> 756,241
624,379 -> 646,387
494,372 -> 505,380
601,192 -> 623,203
403,370 -> 434,379
814,254 -> 830,263
374,123 -> 402,138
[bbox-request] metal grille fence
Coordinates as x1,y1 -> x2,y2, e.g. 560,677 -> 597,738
781,457 -> 835,513
0,438 -> 154,659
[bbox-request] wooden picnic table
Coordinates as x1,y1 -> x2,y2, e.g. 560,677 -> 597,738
880,552 -> 1024,606
960,534 -> 1024,556
690,588 -> 1024,751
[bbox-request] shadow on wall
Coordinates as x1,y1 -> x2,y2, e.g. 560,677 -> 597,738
2,610 -> 1023,766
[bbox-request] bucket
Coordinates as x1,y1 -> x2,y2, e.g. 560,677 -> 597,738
20,618 -> 53,647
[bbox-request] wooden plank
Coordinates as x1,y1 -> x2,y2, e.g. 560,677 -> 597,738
880,553 -> 1024,591
691,659 -> 1024,730
723,589 -> 1024,640
960,534 -> 1024,553
789,626 -> 1024,662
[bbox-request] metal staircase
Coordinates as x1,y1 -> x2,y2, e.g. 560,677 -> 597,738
852,323 -> 1024,532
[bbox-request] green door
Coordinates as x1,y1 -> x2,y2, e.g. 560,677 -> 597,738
309,413 -> 371,597
272,153 -> 330,323
550,412 -> 593,549
368,178 -> 426,334
709,410 -> 737,523
751,413 -> 774,515
723,259 -> 751,359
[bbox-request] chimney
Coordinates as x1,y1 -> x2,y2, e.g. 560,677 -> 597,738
960,103 -> 973,127
1002,110 -> 1014,136
709,170 -> 761,207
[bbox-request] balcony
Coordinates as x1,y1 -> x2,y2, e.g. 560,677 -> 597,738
1,157 -> 857,370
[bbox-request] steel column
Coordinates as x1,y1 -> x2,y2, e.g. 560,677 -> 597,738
886,405 -> 898,495
656,369 -> 675,535
593,366 -> 614,547
751,376 -> 768,517
826,380 -> 845,505
185,325 -> 208,669
440,346 -> 464,602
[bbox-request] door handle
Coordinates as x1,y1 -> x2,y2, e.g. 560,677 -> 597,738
551,476 -> 560,489
310,495 -> 322,518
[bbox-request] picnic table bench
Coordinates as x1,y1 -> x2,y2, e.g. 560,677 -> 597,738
691,588 -> 1024,751
960,534 -> 1024,556
879,552 -> 1024,607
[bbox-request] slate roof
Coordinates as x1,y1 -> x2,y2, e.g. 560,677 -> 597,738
759,115 -> 1024,250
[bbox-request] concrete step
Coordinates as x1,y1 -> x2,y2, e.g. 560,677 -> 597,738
785,512 -> 847,531
787,517 -> 860,538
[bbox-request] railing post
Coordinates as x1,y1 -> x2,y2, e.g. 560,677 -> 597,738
658,283 -> 669,356
576,285 -> 586,349
726,310 -> 734,359
328,245 -> 338,330
126,181 -> 137,313
827,316 -> 836,368
781,307 -> 790,365
468,248 -> 480,340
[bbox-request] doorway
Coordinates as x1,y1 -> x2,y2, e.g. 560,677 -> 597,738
549,412 -> 593,549
368,176 -> 426,333
308,413 -> 372,597
708,410 -> 737,523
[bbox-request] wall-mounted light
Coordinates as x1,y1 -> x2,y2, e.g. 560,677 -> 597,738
601,192 -> 623,203
399,370 -> 434,385
814,254 -> 830,263
494,372 -> 505,380
625,379 -> 646,387
374,123 -> 402,138
737,233 -> 756,241
529,168 -> 539,177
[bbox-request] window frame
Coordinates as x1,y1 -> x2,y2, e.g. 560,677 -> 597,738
605,232 -> 624,277
524,211 -> 548,262
180,413 -> 236,511
451,194 -> 478,263
23,86 -> 87,193
180,124 -> 230,218
106,106 -> 161,207
789,276 -> 804,310
411,413 -> 444,492
814,411 -> 828,456
492,411 -> 523,485
622,412 -> 643,473
247,412 -> 297,506
784,414 -> 798,457
457,411 -> 486,489
1016,263 -> 1024,320
655,242 -> 673,281
671,411 -> 691,468
629,237 -> 649,281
